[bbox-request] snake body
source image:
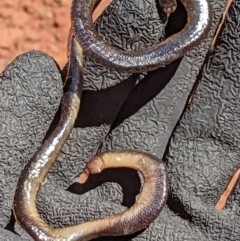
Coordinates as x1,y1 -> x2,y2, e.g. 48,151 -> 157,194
14,149 -> 168,241
71,0 -> 211,72
13,0 -> 211,240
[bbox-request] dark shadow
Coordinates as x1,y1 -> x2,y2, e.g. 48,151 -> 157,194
4,211 -> 17,234
166,193 -> 192,221
67,168 -> 141,208
44,73 -> 139,139
67,168 -> 146,241
111,58 -> 181,129
75,74 -> 139,127
165,0 -> 187,38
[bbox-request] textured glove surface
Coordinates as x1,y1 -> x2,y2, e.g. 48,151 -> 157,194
1,0 -> 237,240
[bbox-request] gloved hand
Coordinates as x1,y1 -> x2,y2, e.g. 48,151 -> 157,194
0,0 -> 238,240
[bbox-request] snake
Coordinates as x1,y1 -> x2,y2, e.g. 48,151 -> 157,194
13,0 -> 211,240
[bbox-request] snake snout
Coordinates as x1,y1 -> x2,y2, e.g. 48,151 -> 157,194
86,156 -> 104,174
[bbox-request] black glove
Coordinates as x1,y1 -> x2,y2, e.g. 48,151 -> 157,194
1,0 -> 237,240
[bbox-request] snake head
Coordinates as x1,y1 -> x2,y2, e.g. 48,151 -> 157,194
86,156 -> 104,174
79,156 -> 104,184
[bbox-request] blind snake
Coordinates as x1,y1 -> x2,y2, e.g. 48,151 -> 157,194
13,0 -> 211,240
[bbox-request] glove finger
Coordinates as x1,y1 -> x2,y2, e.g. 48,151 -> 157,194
98,0 -> 239,240
166,1 -> 240,240
96,0 -> 225,229
102,0 -> 225,157
0,50 -> 62,227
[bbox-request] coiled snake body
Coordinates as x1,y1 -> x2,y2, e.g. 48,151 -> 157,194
13,0 -> 211,240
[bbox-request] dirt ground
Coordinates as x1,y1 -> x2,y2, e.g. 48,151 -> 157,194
0,0 -> 111,72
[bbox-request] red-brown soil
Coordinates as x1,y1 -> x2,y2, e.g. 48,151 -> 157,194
0,0 -> 111,72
